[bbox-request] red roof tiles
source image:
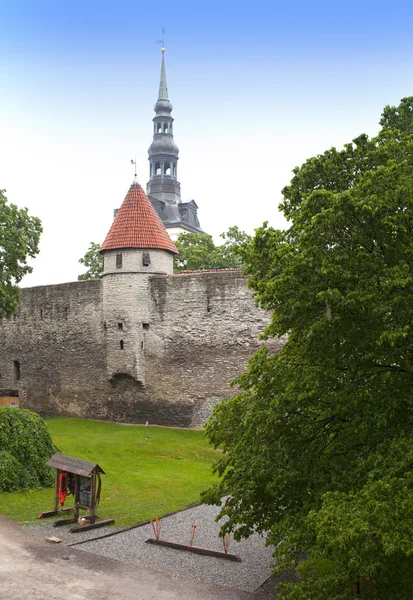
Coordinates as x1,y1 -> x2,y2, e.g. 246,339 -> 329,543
100,182 -> 178,254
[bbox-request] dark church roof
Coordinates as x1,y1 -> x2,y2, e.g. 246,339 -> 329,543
100,182 -> 178,254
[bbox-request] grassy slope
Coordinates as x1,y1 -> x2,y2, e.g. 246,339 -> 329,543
0,418 -> 219,526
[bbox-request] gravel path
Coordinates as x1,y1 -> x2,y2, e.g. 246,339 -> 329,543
79,503 -> 275,593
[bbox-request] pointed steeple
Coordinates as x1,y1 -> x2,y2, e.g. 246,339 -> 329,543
158,49 -> 169,101
147,48 -> 180,207
154,48 -> 173,115
146,49 -> 204,237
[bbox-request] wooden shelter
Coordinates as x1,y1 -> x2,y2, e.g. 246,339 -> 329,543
38,453 -> 114,532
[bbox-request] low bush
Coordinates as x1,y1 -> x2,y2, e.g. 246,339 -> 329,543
0,407 -> 57,492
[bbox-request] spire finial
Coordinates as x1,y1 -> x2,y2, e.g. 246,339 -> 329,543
157,26 -> 165,51
130,157 -> 138,182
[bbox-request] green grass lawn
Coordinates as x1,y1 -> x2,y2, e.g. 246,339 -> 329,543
0,417 -> 220,527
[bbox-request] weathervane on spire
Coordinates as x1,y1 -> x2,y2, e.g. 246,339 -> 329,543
157,26 -> 165,51
130,157 -> 137,181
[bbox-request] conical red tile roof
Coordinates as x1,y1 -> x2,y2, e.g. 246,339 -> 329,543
100,182 -> 178,254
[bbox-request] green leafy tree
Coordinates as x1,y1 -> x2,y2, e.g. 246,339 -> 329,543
204,97 -> 413,599
0,190 -> 42,319
174,227 -> 251,272
78,242 -> 103,280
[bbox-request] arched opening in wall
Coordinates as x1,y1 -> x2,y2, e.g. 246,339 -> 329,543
109,372 -> 144,389
173,163 -> 176,177
164,161 -> 171,175
157,123 -> 162,133
163,123 -> 168,133
13,360 -> 20,381
155,161 -> 161,175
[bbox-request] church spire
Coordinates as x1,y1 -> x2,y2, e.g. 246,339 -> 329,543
154,48 -> 173,116
146,48 -> 204,237
147,48 -> 181,208
158,48 -> 169,102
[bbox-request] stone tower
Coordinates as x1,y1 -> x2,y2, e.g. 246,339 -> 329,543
146,48 -> 204,240
100,181 -> 178,386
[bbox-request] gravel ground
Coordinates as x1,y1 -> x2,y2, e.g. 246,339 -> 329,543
78,503 -> 275,593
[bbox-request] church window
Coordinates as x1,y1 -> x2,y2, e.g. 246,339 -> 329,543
13,360 -> 20,381
116,253 -> 123,268
155,162 -> 161,175
164,161 -> 171,175
142,252 -> 151,266
120,340 -> 124,350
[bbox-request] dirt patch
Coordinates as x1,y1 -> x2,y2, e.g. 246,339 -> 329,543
0,516 -> 276,600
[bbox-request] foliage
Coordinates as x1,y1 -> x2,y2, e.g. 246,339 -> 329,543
173,226 -> 251,272
0,408 -> 56,492
78,241 -> 103,280
203,97 -> 413,598
0,418 -> 219,527
0,190 -> 42,319
77,227 -> 250,277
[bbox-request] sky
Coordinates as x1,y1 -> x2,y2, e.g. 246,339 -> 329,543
1,0 -> 413,287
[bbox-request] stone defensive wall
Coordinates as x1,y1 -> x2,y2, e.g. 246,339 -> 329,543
0,270 -> 282,428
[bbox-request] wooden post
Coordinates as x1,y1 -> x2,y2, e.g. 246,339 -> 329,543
73,475 -> 79,523
90,474 -> 96,524
54,469 -> 60,513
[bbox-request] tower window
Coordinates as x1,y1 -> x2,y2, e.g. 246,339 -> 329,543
142,252 -> 151,266
173,163 -> 176,177
13,360 -> 21,381
164,161 -> 171,175
142,322 -> 150,330
155,161 -> 161,175
157,123 -> 162,133
118,322 -> 123,330
120,340 -> 124,350
116,253 -> 123,268
163,123 -> 168,133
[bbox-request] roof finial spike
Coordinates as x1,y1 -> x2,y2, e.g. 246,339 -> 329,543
157,26 -> 165,51
130,158 -> 138,184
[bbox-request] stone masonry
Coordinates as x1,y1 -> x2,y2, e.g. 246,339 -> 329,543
0,269 -> 280,428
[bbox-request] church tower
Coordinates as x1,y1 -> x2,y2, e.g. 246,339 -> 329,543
100,181 -> 178,386
146,48 -> 204,240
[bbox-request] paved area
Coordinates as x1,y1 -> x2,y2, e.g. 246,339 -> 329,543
0,515 -> 279,600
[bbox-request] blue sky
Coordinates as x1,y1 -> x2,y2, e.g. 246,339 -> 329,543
1,0 -> 413,286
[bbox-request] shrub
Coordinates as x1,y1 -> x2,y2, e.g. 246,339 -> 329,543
0,407 -> 57,492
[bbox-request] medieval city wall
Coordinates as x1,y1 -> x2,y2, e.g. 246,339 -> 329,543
0,280 -> 106,418
0,271 -> 280,428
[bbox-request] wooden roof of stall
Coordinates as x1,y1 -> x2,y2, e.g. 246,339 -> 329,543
46,453 -> 105,476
